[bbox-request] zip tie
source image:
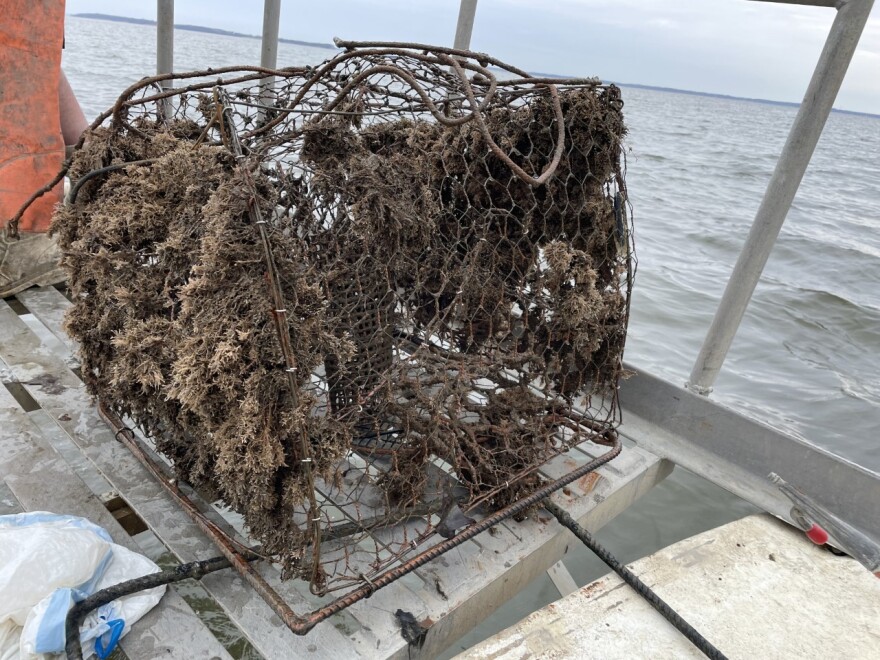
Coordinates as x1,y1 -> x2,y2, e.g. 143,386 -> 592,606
286,366 -> 298,372
254,219 -> 267,225
301,457 -> 313,463
275,309 -> 286,313
358,573 -> 377,591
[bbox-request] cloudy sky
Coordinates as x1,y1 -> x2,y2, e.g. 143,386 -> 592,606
67,0 -> 879,114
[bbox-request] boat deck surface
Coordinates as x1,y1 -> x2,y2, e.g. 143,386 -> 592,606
0,285 -> 670,659
459,514 -> 880,659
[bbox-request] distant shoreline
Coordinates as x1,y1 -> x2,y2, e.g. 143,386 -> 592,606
72,13 -> 877,119
71,12 -> 337,51
613,83 -> 876,120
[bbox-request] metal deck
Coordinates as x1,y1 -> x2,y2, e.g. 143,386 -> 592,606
0,285 -> 670,659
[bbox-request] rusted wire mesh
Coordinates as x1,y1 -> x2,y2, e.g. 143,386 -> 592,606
51,41 -> 632,596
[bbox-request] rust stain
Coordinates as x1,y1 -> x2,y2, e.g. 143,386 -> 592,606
577,471 -> 602,494
579,578 -> 608,599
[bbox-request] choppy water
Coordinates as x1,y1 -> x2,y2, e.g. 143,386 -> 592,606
62,15 -> 879,656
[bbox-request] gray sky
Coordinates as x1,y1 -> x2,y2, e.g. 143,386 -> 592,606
67,0 -> 879,114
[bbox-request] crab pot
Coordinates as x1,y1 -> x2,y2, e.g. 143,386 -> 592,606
52,42 -> 632,602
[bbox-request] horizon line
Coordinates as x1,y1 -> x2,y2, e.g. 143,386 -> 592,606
70,12 -> 877,119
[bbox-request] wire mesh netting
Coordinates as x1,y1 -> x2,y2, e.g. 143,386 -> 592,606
52,41 -> 632,597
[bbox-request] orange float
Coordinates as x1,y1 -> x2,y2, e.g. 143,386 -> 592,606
0,0 -> 66,233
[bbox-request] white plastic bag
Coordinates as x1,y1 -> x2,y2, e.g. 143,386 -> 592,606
0,513 -> 166,660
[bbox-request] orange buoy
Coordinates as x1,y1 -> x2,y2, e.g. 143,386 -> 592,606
0,0 -> 66,233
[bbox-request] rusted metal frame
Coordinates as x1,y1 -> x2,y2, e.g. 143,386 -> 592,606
289,435 -> 621,630
447,55 -> 565,186
333,38 -> 571,81
96,48 -> 553,185
214,88 -> 326,593
245,46 -> 506,138
96,403 -> 313,631
244,41 -> 591,141
97,400 -> 619,635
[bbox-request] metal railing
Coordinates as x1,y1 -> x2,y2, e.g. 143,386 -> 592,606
688,0 -> 875,393
259,0 -> 281,119
453,0 -> 479,50
156,0 -> 173,118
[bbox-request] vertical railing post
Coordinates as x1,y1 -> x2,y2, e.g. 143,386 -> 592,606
259,0 -> 282,120
156,0 -> 174,119
453,0 -> 479,50
687,0 -> 875,395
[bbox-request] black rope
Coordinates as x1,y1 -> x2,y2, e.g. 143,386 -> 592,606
544,500 -> 728,660
65,556 -> 231,660
68,159 -> 157,205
